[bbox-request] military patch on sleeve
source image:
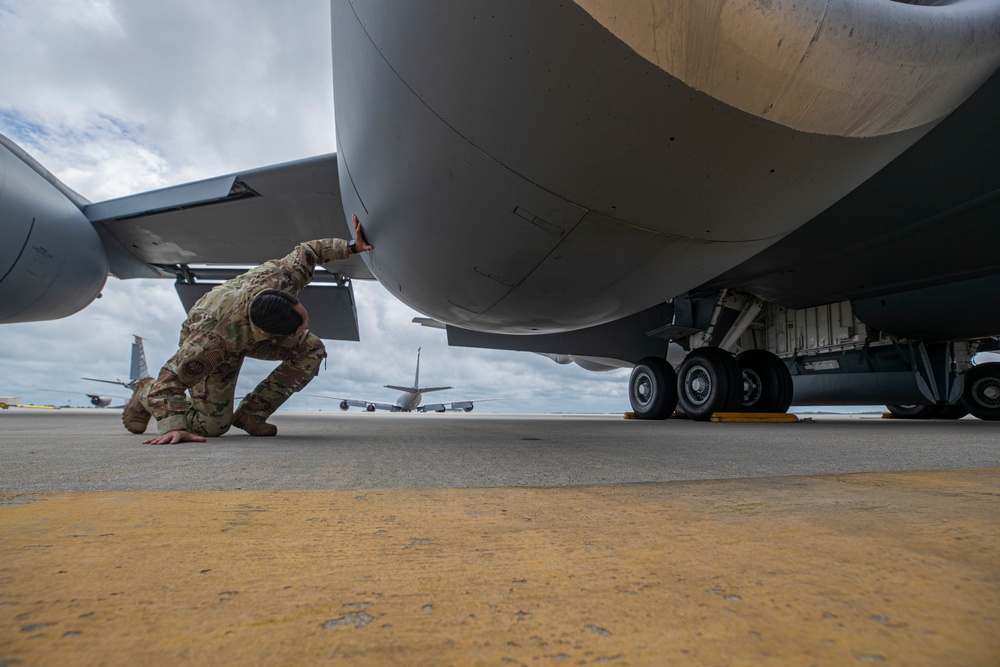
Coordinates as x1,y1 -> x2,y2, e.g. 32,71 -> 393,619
183,359 -> 207,378
205,348 -> 224,369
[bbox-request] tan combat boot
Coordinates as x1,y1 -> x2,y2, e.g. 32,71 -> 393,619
122,377 -> 153,434
232,406 -> 278,437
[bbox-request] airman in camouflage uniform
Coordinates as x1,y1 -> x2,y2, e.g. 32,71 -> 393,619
123,216 -> 373,444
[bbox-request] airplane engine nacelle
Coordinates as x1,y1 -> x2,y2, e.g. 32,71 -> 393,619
0,135 -> 108,324
366,404 -> 376,412
89,395 -> 112,408
463,406 -> 473,412
340,400 -> 350,411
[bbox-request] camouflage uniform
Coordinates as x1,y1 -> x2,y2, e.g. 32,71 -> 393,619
136,238 -> 351,436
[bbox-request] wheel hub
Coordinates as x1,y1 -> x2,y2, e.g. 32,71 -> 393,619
633,373 -> 653,407
741,368 -> 762,407
972,377 -> 1000,408
684,365 -> 712,406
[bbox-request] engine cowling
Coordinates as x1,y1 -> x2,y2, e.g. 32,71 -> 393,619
0,135 -> 108,324
340,400 -> 349,411
88,395 -> 112,408
366,404 -> 376,412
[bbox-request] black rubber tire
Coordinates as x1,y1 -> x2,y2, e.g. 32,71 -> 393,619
735,349 -> 794,413
960,362 -> 1000,421
629,357 -> 678,420
935,404 -> 969,420
676,348 -> 741,421
885,404 -> 944,419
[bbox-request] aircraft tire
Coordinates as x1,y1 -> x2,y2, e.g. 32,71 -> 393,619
885,404 -> 944,419
628,357 -> 678,420
960,362 -> 1000,421
676,348 -> 741,421
736,349 -> 793,413
936,404 -> 969,420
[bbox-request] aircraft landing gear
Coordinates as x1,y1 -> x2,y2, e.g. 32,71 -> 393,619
961,362 -> 1000,421
629,349 -> 795,421
885,404 -> 944,419
629,357 -> 678,420
676,348 -> 742,421
736,349 -> 793,414
937,404 -> 970,420
885,404 -> 971,419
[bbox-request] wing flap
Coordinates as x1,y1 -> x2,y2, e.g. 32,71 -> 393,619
175,279 -> 360,342
85,153 -> 374,281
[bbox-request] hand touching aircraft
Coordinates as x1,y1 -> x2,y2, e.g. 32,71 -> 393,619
318,348 -> 481,413
2,1 -> 999,421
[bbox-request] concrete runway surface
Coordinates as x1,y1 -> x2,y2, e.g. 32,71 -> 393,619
1,410 -> 998,665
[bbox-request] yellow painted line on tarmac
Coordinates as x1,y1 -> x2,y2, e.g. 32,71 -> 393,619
711,412 -> 800,423
2,468 -> 998,666
623,412 -> 800,422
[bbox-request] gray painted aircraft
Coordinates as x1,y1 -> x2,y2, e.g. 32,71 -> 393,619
1,1 -> 999,421
48,335 -> 152,408
317,348 -> 478,413
82,335 -> 150,392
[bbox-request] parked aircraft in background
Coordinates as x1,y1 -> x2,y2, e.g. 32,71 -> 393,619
36,335 -> 150,408
60,335 -> 151,408
1,1 -> 999,421
317,348 -> 484,413
82,335 -> 149,391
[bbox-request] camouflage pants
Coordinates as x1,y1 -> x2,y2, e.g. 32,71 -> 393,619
143,333 -> 326,437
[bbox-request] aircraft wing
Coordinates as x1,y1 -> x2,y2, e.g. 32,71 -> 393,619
416,398 -> 501,413
315,395 -> 400,412
84,153 -> 373,281
83,154 -> 373,342
81,377 -> 130,387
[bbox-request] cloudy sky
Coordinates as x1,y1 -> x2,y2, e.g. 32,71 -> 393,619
0,0 -> 633,413
4,2 -> 994,417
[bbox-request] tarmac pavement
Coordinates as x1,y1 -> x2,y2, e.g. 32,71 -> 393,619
1,410 -> 998,665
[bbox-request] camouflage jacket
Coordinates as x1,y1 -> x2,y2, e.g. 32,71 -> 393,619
149,238 -> 352,433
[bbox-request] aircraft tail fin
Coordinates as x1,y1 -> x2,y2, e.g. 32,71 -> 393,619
413,347 -> 421,390
384,347 -> 428,393
130,335 -> 148,384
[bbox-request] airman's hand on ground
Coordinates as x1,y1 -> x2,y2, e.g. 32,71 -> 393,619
352,215 -> 374,252
143,430 -> 208,445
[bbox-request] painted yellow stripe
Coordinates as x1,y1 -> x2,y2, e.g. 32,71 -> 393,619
624,412 -> 800,422
711,412 -> 800,423
2,468 -> 998,665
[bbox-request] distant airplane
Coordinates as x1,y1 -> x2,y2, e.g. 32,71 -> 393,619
67,335 -> 150,407
2,2 -> 999,421
318,348 -> 484,413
